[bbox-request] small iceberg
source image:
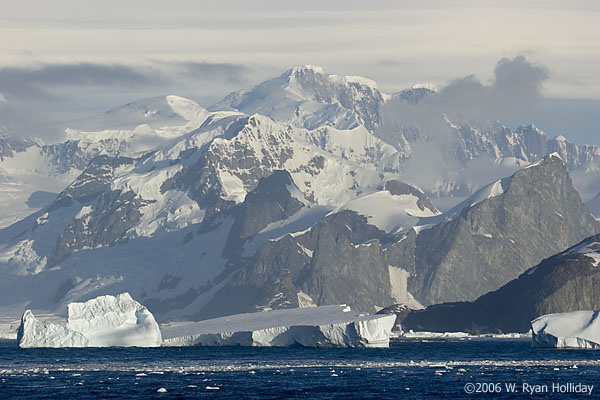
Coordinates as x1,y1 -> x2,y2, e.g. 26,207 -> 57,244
161,305 -> 396,347
17,293 -> 162,348
531,310 -> 600,349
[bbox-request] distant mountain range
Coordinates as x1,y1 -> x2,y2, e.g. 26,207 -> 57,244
0,66 -> 598,327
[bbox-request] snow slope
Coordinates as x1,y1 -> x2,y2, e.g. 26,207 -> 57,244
334,190 -> 438,233
0,96 -> 210,228
161,305 -> 396,347
570,237 -> 600,266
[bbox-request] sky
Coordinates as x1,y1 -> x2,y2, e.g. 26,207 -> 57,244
0,0 -> 599,144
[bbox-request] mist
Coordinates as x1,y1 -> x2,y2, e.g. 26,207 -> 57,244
0,61 -> 260,143
381,55 -> 550,199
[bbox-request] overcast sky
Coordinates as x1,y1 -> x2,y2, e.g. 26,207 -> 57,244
1,0 -> 599,144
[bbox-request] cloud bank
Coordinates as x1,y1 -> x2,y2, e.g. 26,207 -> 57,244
381,55 -> 550,196
0,61 -> 253,102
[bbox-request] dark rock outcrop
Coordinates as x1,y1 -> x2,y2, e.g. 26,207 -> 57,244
407,155 -> 599,306
403,234 -> 600,333
376,304 -> 414,331
196,210 -> 393,319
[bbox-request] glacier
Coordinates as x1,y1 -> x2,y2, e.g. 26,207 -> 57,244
531,311 -> 600,349
17,293 -> 162,348
161,305 -> 396,348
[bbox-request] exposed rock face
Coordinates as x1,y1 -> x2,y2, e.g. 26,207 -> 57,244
403,234 -> 600,333
42,139 -> 130,174
228,170 -> 304,241
391,87 -> 437,104
49,156 -> 134,210
163,115 -> 298,217
0,134 -> 37,160
588,192 -> 600,218
376,304 -> 414,331
383,180 -> 437,213
53,190 -> 154,263
408,155 -> 599,306
197,210 -> 394,319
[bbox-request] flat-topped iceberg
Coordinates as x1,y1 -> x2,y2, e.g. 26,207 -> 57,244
531,311 -> 600,349
17,293 -> 162,348
161,305 -> 396,347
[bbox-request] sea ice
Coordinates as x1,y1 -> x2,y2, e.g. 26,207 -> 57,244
17,293 -> 162,348
531,310 -> 600,349
161,305 -> 396,347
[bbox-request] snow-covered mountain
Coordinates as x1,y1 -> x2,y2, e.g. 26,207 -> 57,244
0,95 -> 210,228
0,65 -> 599,328
213,65 -> 600,200
211,65 -> 388,132
0,103 -> 439,323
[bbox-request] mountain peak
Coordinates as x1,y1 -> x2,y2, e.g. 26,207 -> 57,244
410,83 -> 438,92
286,65 -> 325,76
553,134 -> 568,142
516,123 -> 545,137
283,65 -> 379,89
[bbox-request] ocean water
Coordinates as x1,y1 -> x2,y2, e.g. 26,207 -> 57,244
1,339 -> 600,399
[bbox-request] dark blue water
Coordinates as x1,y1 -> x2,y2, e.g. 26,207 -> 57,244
2,339 -> 600,399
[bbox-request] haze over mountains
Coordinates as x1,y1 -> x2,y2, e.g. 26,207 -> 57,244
0,65 -> 598,328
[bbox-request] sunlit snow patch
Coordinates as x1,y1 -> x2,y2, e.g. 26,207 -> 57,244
570,239 -> 600,267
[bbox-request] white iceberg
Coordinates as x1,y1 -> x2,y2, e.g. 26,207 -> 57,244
18,310 -> 89,348
161,305 -> 396,347
17,293 -> 162,348
531,310 -> 600,349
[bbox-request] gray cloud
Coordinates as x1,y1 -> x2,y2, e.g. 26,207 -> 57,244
0,63 -> 166,100
435,55 -> 549,120
0,61 -> 257,142
382,55 -> 550,138
377,59 -> 412,67
0,102 -> 61,141
170,61 -> 253,84
0,61 -> 255,102
381,55 -> 550,196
